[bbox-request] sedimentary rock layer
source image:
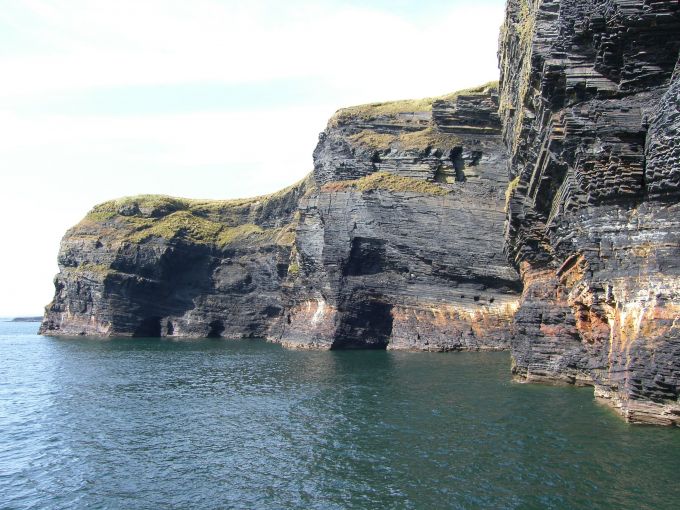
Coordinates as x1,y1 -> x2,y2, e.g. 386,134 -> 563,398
499,0 -> 680,425
40,181 -> 309,338
41,0 -> 680,426
41,84 -> 521,351
277,84 -> 521,350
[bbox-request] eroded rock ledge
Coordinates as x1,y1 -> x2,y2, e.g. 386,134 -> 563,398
41,83 -> 521,352
499,0 -> 680,425
278,84 -> 520,350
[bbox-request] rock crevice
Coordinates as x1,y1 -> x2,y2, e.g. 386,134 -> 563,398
499,0 -> 680,426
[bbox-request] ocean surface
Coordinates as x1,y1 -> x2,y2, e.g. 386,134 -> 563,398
1,321 -> 679,509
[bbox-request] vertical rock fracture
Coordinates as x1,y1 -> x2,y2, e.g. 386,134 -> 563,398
499,0 -> 680,425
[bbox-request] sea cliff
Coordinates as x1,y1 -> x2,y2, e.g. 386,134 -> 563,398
40,181 -> 309,338
499,0 -> 680,425
277,83 -> 521,350
41,0 -> 680,425
41,83 -> 521,351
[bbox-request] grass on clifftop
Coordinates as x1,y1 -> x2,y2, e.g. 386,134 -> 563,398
87,174 -> 313,221
330,80 -> 499,127
86,208 -> 297,248
331,97 -> 434,127
126,210 -> 224,244
336,81 -> 498,150
321,171 -> 449,195
79,175 -> 312,247
437,80 -> 499,102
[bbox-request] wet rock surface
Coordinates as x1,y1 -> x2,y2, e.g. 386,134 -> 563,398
499,0 -> 680,425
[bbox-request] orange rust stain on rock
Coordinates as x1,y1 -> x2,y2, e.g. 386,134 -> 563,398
638,304 -> 680,340
539,323 -> 573,337
559,255 -> 588,289
572,303 -> 610,344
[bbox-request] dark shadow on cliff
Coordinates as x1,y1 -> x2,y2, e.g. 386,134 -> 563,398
342,237 -> 386,276
133,316 -> 162,337
331,300 -> 393,350
108,241 -> 217,337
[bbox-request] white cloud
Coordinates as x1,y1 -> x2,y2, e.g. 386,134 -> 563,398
0,1 -> 503,100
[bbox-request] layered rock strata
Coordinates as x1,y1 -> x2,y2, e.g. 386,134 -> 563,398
41,0 -> 680,426
40,180 -> 309,338
500,0 -> 680,425
41,84 -> 521,351
277,84 -> 521,350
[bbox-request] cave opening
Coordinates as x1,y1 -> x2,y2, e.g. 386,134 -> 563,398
133,316 -> 162,337
207,320 -> 225,338
450,147 -> 466,182
332,301 -> 393,350
343,237 -> 386,276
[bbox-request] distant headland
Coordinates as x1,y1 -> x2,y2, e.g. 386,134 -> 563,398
9,316 -> 43,322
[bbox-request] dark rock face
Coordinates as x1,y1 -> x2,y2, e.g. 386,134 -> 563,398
499,0 -> 680,425
40,182 -> 308,339
275,85 -> 521,350
41,85 -> 521,352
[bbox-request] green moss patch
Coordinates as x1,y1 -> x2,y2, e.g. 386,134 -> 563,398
398,127 -> 462,150
321,171 -> 449,195
505,175 -> 521,210
348,130 -> 396,148
86,174 -> 312,223
287,245 -> 300,276
76,174 -> 312,248
348,127 -> 462,151
63,263 -> 115,281
127,210 -> 224,244
217,224 -> 265,247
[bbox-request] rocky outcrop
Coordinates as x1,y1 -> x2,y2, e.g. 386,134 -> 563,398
499,0 -> 680,425
40,181 -> 309,338
276,84 -> 521,350
41,84 -> 521,351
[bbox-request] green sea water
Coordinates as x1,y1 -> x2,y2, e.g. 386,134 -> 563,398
1,321 -> 679,509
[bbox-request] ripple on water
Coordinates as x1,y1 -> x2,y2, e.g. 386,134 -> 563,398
1,323 -> 680,509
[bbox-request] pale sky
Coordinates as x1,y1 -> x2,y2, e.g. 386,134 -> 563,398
0,0 -> 506,316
